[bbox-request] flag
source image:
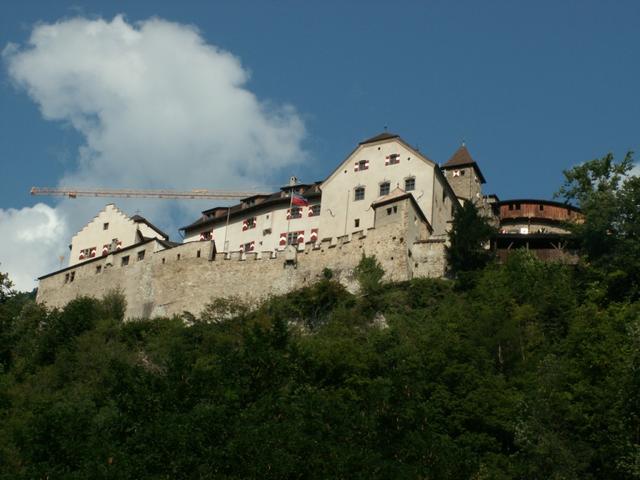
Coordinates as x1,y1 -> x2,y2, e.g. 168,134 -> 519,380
291,193 -> 309,206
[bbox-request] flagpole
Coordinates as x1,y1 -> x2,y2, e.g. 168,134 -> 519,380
223,206 -> 230,252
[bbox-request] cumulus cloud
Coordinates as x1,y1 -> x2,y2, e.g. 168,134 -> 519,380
1,15 -> 307,290
0,204 -> 68,291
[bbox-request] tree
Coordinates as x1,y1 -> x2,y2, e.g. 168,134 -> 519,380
557,152 -> 640,300
0,267 -> 15,303
446,201 -> 496,276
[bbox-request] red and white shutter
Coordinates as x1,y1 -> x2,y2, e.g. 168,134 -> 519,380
297,231 -> 305,244
90,247 -> 96,258
102,244 -> 109,256
199,232 -> 206,241
116,241 -> 122,251
310,229 -> 318,243
385,155 -> 390,166
286,209 -> 291,220
308,206 -> 314,217
364,160 -> 370,169
354,162 -> 359,172
79,251 -> 85,260
242,219 -> 248,231
249,241 -> 255,252
279,233 -> 287,246
239,243 -> 245,253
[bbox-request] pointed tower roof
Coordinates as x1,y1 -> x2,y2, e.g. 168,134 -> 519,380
441,144 -> 486,183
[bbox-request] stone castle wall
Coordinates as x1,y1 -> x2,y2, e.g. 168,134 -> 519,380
37,220 -> 447,319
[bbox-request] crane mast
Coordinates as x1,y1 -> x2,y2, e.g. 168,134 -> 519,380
30,187 -> 268,200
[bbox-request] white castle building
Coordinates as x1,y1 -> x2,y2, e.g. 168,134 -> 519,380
178,132 -> 482,254
38,132 -> 500,318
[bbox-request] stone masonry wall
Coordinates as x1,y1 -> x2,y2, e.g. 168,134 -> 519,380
37,219 -> 445,319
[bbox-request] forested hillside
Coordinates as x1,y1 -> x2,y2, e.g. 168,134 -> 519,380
0,155 -> 638,479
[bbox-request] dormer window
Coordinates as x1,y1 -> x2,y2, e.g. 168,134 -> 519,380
354,160 -> 369,172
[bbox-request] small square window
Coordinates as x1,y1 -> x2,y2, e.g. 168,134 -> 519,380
354,219 -> 360,228
96,265 -> 102,274
196,249 -> 201,258
405,178 -> 415,191
137,250 -> 145,261
121,256 -> 129,266
387,207 -> 392,215
103,222 -> 109,230
393,206 -> 398,213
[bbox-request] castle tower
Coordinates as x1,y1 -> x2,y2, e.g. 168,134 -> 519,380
440,144 -> 486,205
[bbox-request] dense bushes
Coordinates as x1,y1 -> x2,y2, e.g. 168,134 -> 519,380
0,251 -> 638,478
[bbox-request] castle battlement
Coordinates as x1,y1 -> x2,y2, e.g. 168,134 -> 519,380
36,210 -> 447,319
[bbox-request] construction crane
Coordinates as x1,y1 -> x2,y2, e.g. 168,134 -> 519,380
30,186 -> 269,200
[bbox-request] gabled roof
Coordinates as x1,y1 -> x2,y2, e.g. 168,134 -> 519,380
359,131 -> 400,145
131,214 -> 169,240
442,145 -> 487,184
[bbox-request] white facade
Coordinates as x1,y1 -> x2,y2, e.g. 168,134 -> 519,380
319,135 -> 457,239
182,190 -> 322,253
69,204 -> 168,266
182,134 -> 463,251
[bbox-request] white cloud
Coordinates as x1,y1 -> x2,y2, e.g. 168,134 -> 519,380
0,204 -> 68,291
1,15 -> 307,290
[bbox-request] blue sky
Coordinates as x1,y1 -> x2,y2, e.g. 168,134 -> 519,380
0,1 -> 639,289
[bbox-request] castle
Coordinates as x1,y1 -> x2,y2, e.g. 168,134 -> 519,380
36,132 -> 579,318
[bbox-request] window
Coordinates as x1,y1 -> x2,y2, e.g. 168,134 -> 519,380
539,204 -> 544,211
309,205 -> 321,217
354,187 -> 365,201
393,206 -> 398,213
452,169 -> 465,177
137,250 -> 145,261
121,256 -> 130,266
64,273 -> 70,284
379,182 -> 390,196
69,271 -> 75,282
242,242 -> 255,253
162,258 -> 166,264
103,222 -> 109,230
405,178 -> 415,191
177,253 -> 181,260
96,265 -> 102,274
289,207 -> 302,219
243,217 -> 257,230
286,231 -> 304,245
385,153 -> 400,165
355,159 -> 369,171
354,219 -> 360,228
196,249 -> 201,258
387,207 -> 392,216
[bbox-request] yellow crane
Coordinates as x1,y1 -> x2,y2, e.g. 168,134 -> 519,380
30,186 -> 268,200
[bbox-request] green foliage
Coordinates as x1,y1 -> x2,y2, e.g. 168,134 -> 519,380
446,201 -> 496,276
557,152 -> 640,300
